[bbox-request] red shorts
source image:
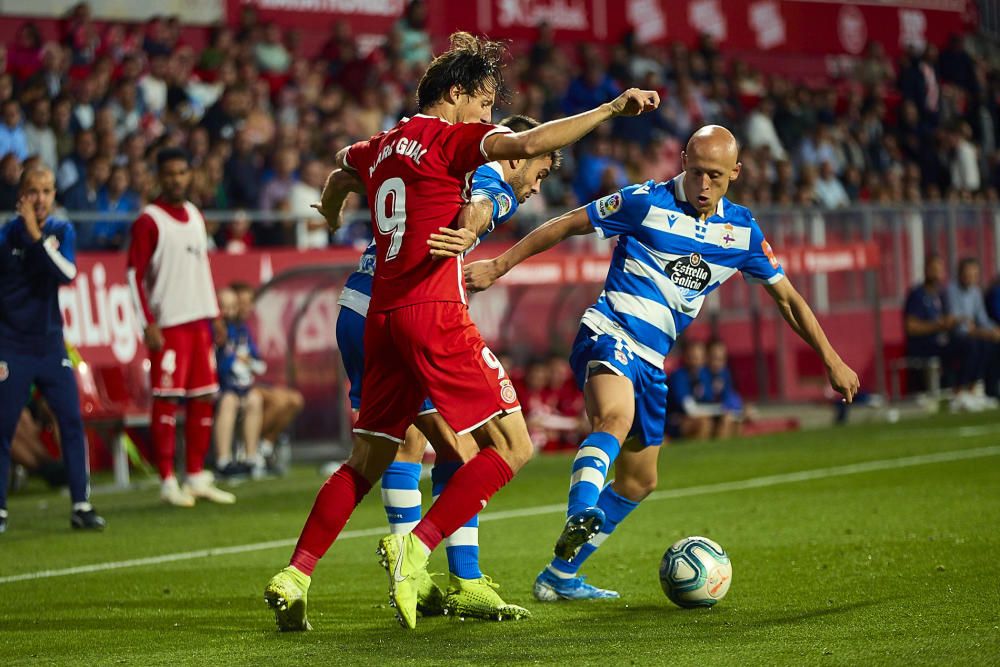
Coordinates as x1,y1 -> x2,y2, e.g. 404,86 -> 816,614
354,302 -> 520,442
150,319 -> 219,398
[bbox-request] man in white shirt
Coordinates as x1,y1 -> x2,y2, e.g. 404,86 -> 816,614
288,159 -> 328,249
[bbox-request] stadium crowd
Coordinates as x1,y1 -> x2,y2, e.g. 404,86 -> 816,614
2,2 -> 1000,252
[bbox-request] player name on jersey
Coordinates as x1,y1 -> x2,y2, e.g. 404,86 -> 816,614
369,137 -> 429,177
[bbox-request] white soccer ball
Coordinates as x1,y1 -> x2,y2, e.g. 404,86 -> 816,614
659,536 -> 732,608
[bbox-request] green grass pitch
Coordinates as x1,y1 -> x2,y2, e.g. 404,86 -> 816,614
2,411 -> 999,666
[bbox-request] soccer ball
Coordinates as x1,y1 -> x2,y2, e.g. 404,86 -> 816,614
659,536 -> 732,608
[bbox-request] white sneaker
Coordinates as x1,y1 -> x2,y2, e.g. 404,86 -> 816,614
183,471 -> 236,504
161,476 -> 196,507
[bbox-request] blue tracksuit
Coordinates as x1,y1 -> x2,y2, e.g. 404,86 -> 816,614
0,215 -> 89,509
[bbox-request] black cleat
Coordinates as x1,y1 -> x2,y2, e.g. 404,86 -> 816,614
71,508 -> 107,531
0,510 -> 7,534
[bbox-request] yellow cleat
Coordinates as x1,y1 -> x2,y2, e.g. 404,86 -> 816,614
443,573 -> 532,621
376,533 -> 429,630
264,566 -> 312,631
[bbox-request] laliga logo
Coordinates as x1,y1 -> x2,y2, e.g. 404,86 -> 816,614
59,262 -> 141,363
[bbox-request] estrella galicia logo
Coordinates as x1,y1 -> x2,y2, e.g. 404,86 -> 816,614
665,252 -> 712,296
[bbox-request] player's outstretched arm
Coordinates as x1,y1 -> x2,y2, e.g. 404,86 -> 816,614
764,277 -> 861,402
311,168 -> 364,232
482,88 -> 660,162
464,207 -> 593,292
427,198 -> 493,258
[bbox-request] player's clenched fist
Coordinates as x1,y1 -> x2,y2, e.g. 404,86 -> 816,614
463,259 -> 503,293
608,88 -> 660,117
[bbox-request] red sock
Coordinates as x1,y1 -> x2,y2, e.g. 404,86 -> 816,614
412,448 -> 513,552
185,398 -> 215,475
290,465 -> 372,576
151,399 -> 177,479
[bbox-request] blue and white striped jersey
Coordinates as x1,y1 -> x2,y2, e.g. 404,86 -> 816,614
339,161 -> 518,317
581,173 -> 785,368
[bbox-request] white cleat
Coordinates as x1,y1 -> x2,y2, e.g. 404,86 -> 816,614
161,476 -> 196,507
183,471 -> 236,504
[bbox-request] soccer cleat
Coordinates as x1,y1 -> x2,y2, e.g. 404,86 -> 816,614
264,566 -> 312,631
376,533 -> 429,630
533,568 -> 620,601
415,569 -> 446,617
183,471 -> 236,504
160,476 -> 196,507
443,573 -> 532,621
554,506 -> 606,561
0,509 -> 7,534
71,507 -> 106,531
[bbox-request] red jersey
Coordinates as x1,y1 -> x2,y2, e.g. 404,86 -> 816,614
345,114 -> 511,313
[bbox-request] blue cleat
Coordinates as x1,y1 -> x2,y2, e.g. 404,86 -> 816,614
533,568 -> 620,601
553,506 -> 605,561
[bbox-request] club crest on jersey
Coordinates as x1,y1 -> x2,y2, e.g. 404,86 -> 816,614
0,361 -> 8,382
497,193 -> 513,218
596,192 -> 622,219
499,378 -> 517,404
666,252 -> 712,295
721,223 -> 736,249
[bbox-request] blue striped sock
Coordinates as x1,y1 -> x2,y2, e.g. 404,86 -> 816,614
549,484 -> 639,577
432,461 -> 482,579
381,461 -> 422,535
567,432 -> 621,517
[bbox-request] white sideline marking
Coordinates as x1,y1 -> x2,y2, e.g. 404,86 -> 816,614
2,445 -> 998,586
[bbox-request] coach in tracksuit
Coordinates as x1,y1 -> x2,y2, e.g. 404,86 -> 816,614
0,165 -> 105,533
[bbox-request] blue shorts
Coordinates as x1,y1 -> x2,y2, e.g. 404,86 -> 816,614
336,305 -> 434,414
569,325 -> 668,447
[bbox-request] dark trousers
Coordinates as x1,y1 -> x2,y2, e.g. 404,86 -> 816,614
0,342 -> 89,509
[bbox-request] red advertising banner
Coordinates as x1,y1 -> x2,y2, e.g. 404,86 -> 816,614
61,240 -> 878,368
227,0 -> 972,57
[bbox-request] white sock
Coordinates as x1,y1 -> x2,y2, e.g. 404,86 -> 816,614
72,502 -> 93,512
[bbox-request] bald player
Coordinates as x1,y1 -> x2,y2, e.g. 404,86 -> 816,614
465,125 -> 860,600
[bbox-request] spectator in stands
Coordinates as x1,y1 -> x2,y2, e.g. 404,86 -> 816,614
744,97 -> 787,161
56,128 -> 96,194
258,146 -> 299,243
139,53 -> 169,118
91,163 -> 137,249
0,153 -> 21,210
51,96 -> 74,161
220,209 -> 254,253
289,159 -> 328,249
60,154 -> 109,234
813,161 -> 850,209
24,99 -> 58,170
948,122 -> 980,196
705,340 -> 743,438
106,80 -> 143,141
668,340 -> 714,441
394,0 -> 432,66
232,282 -> 302,473
0,99 -> 29,162
563,58 -> 621,117
8,22 -> 43,82
904,254 -> 957,392
214,286 -> 267,479
223,129 -> 260,208
946,257 -> 1000,408
254,24 -> 291,75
